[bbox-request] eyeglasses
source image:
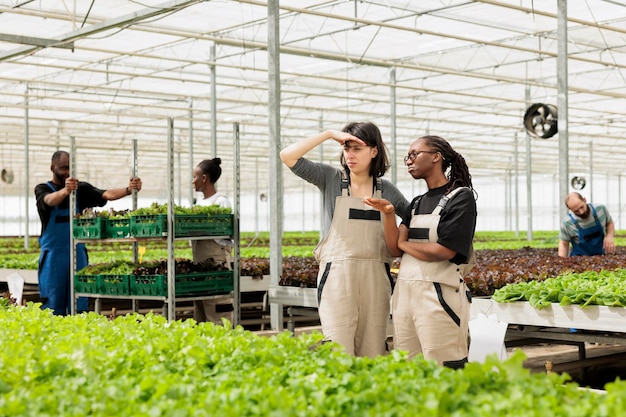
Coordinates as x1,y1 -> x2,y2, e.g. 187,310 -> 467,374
403,150 -> 437,163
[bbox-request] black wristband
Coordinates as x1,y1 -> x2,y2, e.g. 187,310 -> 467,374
125,187 -> 131,195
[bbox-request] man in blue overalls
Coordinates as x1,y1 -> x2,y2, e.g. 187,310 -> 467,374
558,192 -> 615,257
35,150 -> 142,315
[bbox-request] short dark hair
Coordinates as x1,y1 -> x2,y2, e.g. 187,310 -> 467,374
339,121 -> 390,178
51,150 -> 69,163
196,158 -> 223,183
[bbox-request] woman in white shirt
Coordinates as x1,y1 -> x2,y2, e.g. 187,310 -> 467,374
191,158 -> 233,323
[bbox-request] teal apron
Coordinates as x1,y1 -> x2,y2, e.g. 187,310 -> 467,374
37,182 -> 89,315
569,204 -> 604,256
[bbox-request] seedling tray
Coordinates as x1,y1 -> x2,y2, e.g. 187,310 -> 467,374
104,218 -> 131,239
130,214 -> 233,238
74,274 -> 99,294
98,274 -> 131,296
73,217 -> 105,239
130,271 -> 234,297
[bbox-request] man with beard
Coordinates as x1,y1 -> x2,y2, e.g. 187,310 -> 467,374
34,150 -> 142,315
558,192 -> 615,257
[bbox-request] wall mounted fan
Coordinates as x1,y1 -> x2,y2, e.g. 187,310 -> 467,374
523,103 -> 558,138
0,168 -> 13,184
570,176 -> 586,190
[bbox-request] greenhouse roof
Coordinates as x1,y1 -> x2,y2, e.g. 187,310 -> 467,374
1,0 -> 626,198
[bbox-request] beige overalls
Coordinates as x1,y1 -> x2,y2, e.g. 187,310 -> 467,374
314,176 -> 394,357
192,239 -> 233,323
393,187 -> 475,367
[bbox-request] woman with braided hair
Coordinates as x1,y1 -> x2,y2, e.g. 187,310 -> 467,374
364,135 -> 477,368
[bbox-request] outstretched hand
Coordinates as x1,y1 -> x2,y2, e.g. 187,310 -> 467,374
363,197 -> 395,214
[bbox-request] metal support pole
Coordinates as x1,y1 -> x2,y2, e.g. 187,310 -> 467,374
131,139 -> 139,313
232,122 -> 241,326
390,67 -> 397,184
268,0 -> 284,331
69,136 -> 76,316
589,144 -> 593,202
525,87 -> 533,241
318,114 -> 324,240
514,132 -> 519,237
24,83 -> 30,249
505,170 -> 511,230
166,118 -> 176,321
619,175 -> 623,231
211,44 -> 217,158
255,157 -> 260,235
177,137 -> 182,206
557,0 -> 569,221
189,98 -> 195,206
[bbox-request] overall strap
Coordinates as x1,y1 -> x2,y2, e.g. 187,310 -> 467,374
374,178 -> 383,198
568,213 -> 581,230
340,170 -> 350,197
589,204 -> 601,225
412,195 -> 424,216
432,186 -> 467,215
47,181 -> 79,214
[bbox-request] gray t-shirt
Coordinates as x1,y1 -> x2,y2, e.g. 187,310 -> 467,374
290,158 -> 410,236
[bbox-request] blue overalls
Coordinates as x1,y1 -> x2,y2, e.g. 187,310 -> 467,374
569,204 -> 605,256
37,182 -> 89,315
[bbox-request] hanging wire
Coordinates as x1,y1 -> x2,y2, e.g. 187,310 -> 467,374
81,0 -> 96,28
583,0 -> 626,85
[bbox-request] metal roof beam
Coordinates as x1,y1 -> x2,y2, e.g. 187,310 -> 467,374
0,0 -> 205,62
0,33 -> 74,49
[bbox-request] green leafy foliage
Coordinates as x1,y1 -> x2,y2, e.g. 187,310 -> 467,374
0,304 -> 623,416
77,259 -> 136,275
493,268 -> 626,308
78,258 -> 229,276
130,202 -> 232,216
465,248 -> 626,296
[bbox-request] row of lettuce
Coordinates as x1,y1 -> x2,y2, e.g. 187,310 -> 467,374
73,202 -> 233,240
492,268 -> 626,308
1,301 -> 625,416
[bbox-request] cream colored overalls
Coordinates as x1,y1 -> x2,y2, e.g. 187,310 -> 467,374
192,239 -> 233,323
393,187 -> 475,368
314,175 -> 394,357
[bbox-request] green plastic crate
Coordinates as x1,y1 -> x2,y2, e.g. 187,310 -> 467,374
130,214 -> 234,238
177,214 -> 234,237
74,274 -> 99,294
176,271 -> 234,295
130,271 -> 233,297
130,274 -> 166,296
129,214 -> 167,237
73,217 -> 105,239
104,218 -> 131,239
98,274 -> 131,296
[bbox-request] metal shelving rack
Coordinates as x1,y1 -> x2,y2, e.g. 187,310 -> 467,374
70,119 -> 241,324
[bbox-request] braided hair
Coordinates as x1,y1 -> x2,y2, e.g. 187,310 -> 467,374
418,135 -> 475,196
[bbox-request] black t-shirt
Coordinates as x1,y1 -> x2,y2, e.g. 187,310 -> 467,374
34,181 -> 107,235
402,184 -> 476,264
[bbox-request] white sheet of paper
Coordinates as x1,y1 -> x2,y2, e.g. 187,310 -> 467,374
7,272 -> 24,306
468,312 -> 508,363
